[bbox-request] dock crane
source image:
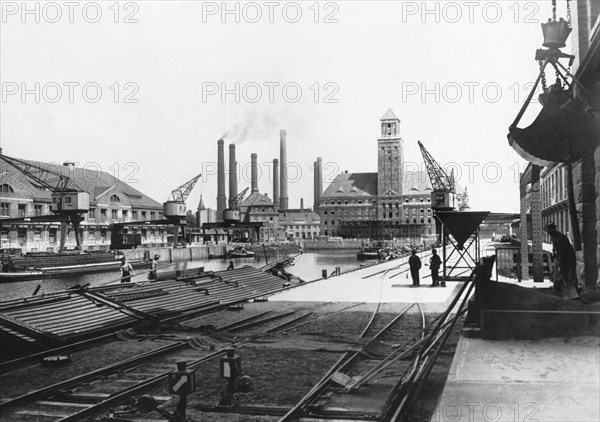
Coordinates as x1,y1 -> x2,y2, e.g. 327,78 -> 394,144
163,173 -> 202,246
0,154 -> 90,251
223,187 -> 249,222
417,141 -> 457,210
109,173 -> 201,249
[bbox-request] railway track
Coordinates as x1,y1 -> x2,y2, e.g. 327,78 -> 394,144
278,302 -> 426,422
278,264 -> 477,422
1,254 -> 475,422
0,299 -> 371,422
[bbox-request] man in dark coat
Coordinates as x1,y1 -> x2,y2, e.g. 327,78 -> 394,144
429,248 -> 442,287
546,222 -> 578,292
408,250 -> 422,287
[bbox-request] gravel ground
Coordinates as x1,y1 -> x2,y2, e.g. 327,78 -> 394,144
0,334 -> 178,399
1,297 -> 463,422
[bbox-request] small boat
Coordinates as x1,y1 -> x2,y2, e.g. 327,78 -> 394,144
228,247 -> 256,259
0,251 -> 150,282
357,247 -> 381,260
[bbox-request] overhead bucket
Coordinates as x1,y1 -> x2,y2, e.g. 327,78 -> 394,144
508,88 -> 599,166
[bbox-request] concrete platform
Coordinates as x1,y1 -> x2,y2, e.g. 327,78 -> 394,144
272,257 -> 459,304
432,336 -> 600,422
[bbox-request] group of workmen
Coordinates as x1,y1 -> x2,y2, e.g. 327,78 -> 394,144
408,248 -> 445,288
117,221 -> 578,292
119,253 -> 160,283
406,222 -> 579,293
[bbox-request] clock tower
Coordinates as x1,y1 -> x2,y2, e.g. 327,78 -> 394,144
377,109 -> 403,198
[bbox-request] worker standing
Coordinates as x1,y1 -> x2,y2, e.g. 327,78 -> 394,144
408,250 -> 422,287
120,257 -> 135,283
429,248 -> 442,287
148,254 -> 160,280
546,223 -> 578,293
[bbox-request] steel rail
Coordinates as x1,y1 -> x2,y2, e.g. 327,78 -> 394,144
0,341 -> 186,412
383,268 -> 479,421
278,302 -> 417,422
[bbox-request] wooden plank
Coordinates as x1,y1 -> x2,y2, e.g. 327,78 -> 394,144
36,401 -> 90,408
15,409 -> 70,417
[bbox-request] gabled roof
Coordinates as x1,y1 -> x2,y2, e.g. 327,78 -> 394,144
321,170 -> 438,198
241,191 -> 275,208
322,172 -> 378,197
381,108 -> 400,121
0,172 -> 37,196
402,171 -> 433,195
1,159 -> 162,209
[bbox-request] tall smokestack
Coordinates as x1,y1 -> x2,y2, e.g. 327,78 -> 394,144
279,130 -> 289,210
217,140 -> 226,220
228,144 -> 238,207
251,153 -> 258,193
273,159 -> 280,207
314,157 -> 323,211
300,198 -> 304,213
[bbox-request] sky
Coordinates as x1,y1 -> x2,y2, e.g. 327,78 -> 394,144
0,0 -> 567,213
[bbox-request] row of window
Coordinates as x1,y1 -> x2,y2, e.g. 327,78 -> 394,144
283,224 -> 320,230
0,226 -> 167,241
541,166 -> 567,209
323,207 -> 431,215
0,202 -> 162,222
322,217 -> 433,225
321,197 -> 431,206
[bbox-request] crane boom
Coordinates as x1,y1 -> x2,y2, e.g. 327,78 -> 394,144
417,141 -> 455,192
0,153 -> 89,251
0,154 -> 83,192
168,173 -> 202,203
230,187 -> 249,210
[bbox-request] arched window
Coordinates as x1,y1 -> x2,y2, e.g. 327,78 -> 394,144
110,194 -> 120,202
1,184 -> 14,193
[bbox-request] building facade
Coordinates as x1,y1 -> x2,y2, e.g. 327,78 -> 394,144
279,209 -> 321,240
239,192 -> 285,242
540,163 -> 571,242
196,196 -> 217,227
318,110 -> 436,240
0,159 -> 164,252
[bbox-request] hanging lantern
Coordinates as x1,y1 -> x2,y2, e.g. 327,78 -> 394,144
541,18 -> 572,49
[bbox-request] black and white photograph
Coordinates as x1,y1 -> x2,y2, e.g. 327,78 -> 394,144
0,1 -> 599,421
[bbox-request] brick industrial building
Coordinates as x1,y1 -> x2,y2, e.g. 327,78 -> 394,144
0,159 -> 166,252
318,110 -> 437,240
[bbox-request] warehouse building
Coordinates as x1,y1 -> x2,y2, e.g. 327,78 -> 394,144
318,110 -> 436,240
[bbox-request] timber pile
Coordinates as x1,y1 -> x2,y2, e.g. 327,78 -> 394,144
0,266 -> 291,357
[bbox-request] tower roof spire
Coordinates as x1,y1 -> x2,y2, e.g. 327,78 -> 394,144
380,108 -> 400,121
198,195 -> 206,210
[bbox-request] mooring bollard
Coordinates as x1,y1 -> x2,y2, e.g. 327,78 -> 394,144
322,269 -> 328,279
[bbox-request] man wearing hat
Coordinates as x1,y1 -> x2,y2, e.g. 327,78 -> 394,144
429,248 -> 442,287
546,222 -> 578,293
408,249 -> 422,287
